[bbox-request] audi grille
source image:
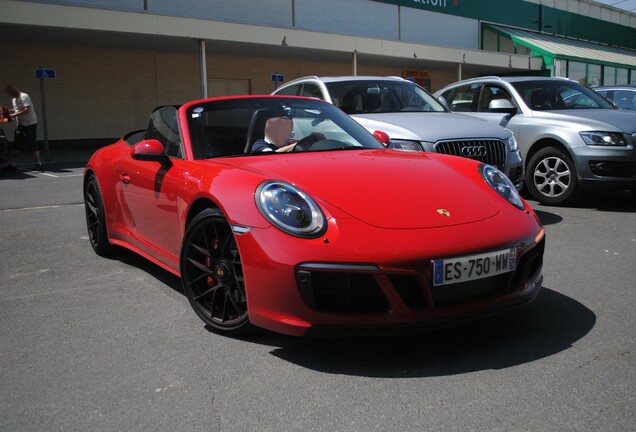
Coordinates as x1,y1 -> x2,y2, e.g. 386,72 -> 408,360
434,139 -> 507,171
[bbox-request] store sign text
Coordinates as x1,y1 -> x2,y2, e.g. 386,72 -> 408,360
412,0 -> 451,8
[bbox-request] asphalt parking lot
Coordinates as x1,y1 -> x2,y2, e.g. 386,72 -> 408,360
1,161 -> 634,432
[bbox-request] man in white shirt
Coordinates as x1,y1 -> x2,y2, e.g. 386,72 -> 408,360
4,84 -> 43,170
251,116 -> 296,153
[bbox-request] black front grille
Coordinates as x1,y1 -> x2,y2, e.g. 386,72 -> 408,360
296,270 -> 389,314
435,139 -> 507,171
431,273 -> 509,306
294,237 -> 545,315
511,236 -> 545,291
390,275 -> 427,309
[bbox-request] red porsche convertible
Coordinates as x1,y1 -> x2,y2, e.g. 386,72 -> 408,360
84,96 -> 545,337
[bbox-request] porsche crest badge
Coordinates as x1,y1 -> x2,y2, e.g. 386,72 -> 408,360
436,209 -> 451,217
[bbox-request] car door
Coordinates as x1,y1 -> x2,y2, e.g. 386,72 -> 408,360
118,107 -> 186,263
473,84 -> 520,132
444,83 -> 522,143
440,83 -> 479,113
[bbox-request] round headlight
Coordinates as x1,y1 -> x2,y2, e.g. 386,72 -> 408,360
480,164 -> 525,210
256,181 -> 326,238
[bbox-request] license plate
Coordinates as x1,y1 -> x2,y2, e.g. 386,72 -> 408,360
432,248 -> 516,286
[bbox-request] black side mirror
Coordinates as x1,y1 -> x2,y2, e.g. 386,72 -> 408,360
489,99 -> 517,116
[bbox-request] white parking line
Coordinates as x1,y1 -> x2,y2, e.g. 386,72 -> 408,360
0,203 -> 84,213
18,168 -> 84,178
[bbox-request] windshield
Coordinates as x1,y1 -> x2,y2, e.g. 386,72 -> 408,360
185,97 -> 384,159
511,80 -> 615,111
325,80 -> 446,114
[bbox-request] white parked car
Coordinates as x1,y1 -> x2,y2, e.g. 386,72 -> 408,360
273,76 -> 523,189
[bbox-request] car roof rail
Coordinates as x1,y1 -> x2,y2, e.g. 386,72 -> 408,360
459,75 -> 502,82
280,76 -> 319,85
296,75 -> 319,81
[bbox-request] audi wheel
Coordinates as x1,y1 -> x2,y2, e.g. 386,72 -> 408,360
180,208 -> 253,335
526,147 -> 581,205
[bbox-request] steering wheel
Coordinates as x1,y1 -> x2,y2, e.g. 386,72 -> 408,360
293,133 -> 327,152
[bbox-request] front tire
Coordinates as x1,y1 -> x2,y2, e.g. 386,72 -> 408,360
526,147 -> 581,205
84,174 -> 114,256
180,208 -> 253,335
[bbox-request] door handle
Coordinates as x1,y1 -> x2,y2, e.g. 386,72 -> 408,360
120,172 -> 130,184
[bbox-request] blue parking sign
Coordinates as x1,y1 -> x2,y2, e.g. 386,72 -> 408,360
35,68 -> 56,79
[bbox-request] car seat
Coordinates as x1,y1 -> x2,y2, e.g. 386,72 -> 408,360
530,89 -> 551,110
363,94 -> 382,112
341,89 -> 363,114
244,108 -> 290,153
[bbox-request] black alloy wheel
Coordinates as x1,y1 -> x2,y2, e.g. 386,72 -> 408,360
180,208 -> 253,335
84,174 -> 114,256
526,147 -> 581,205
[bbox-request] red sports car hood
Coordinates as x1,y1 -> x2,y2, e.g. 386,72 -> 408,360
216,149 -> 500,229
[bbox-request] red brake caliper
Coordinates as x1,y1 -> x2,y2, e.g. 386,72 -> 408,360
206,239 -> 219,286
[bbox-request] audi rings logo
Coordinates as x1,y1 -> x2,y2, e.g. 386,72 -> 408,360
461,145 -> 487,157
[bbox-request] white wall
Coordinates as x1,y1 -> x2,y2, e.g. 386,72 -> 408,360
400,7 -> 478,49
295,0 -> 399,40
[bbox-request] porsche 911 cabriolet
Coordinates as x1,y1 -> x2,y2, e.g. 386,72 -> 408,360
84,95 -> 545,337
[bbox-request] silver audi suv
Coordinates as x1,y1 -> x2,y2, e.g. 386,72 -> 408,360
435,76 -> 636,205
273,76 -> 523,189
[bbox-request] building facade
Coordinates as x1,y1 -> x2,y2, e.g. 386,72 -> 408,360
1,0 -> 634,145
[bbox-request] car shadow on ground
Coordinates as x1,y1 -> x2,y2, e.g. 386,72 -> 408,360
105,248 -> 184,295
253,288 -> 596,378
525,190 -> 636,213
533,209 -> 563,226
569,190 -> 636,212
42,161 -> 89,171
99,236 -> 596,378
0,167 -> 39,179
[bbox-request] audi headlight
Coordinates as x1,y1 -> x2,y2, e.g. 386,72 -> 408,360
580,131 -> 626,146
504,130 -> 518,152
256,181 -> 326,238
480,164 -> 525,210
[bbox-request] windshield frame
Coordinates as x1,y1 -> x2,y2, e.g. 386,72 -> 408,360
182,96 -> 385,160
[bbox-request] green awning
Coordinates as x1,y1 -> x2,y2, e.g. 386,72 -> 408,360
486,24 -> 636,69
